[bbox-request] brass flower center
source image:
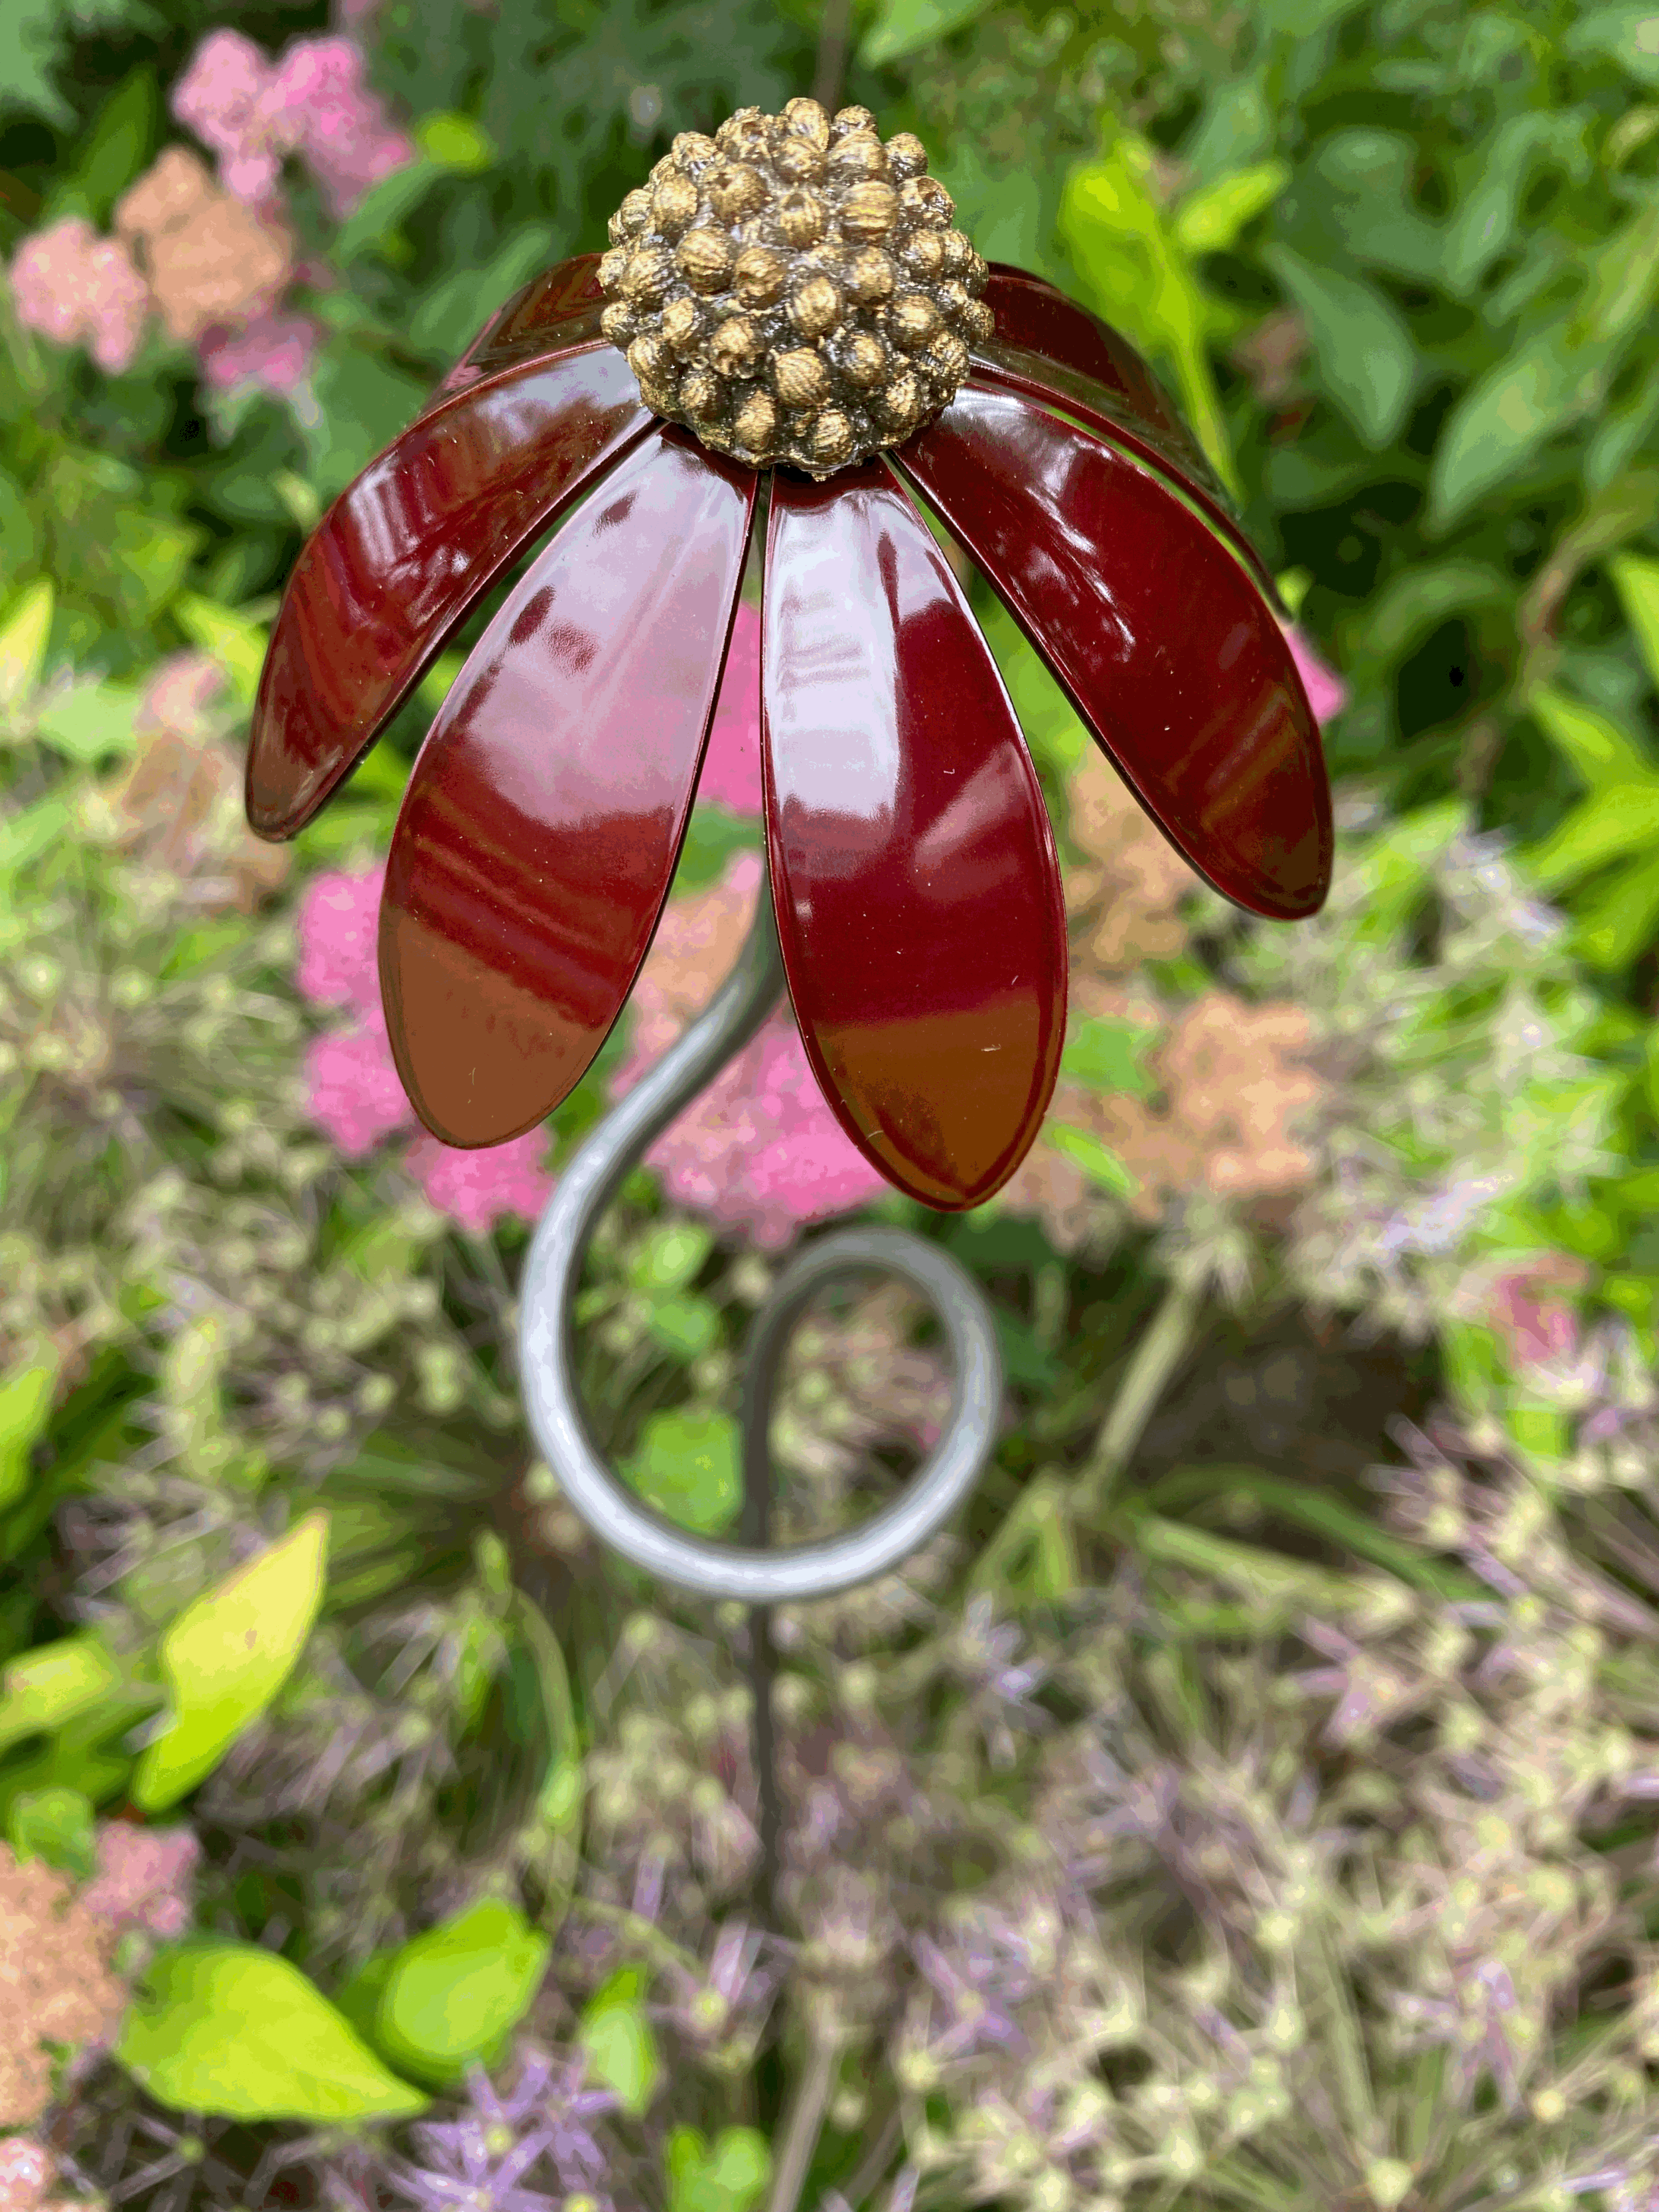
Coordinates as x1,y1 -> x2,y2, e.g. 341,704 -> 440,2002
599,100 -> 993,478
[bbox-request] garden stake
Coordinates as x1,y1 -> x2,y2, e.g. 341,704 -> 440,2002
243,89 -> 1333,1945
516,866 -> 1004,1927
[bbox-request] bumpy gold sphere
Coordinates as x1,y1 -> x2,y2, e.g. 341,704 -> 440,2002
599,100 -> 994,477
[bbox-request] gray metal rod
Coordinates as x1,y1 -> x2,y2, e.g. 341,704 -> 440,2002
516,870 -> 1005,1606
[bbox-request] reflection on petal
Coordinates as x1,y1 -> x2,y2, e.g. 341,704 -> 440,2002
897,381 -> 1331,921
421,254 -> 607,413
379,431 -> 757,1147
764,461 -> 1066,1210
248,342 -> 650,839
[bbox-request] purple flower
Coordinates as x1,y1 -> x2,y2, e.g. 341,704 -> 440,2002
388,2049 -> 617,2212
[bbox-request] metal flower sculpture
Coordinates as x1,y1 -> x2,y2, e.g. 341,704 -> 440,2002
246,97 -> 1333,1214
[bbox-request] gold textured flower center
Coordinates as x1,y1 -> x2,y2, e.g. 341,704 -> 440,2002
599,99 -> 994,478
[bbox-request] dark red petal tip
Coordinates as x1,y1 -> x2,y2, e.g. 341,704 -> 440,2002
897,381 -> 1332,922
247,341 -> 650,843
379,430 -> 757,1150
981,263 -> 1218,493
763,461 -> 1068,1213
421,253 -> 607,414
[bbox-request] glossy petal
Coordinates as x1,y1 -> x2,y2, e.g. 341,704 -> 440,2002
895,380 -> 1331,921
424,254 -> 606,411
248,342 -> 650,839
977,267 -> 1276,602
983,263 -> 1208,479
380,430 -> 757,1148
763,462 -> 1067,1211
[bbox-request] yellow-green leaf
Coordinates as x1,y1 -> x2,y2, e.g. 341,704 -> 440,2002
1046,1122 -> 1137,1197
0,579 -> 54,709
1528,685 -> 1657,792
372,1898 -> 549,2088
1612,551 -> 1659,692
119,1940 -> 427,2121
1523,782 -> 1659,892
1173,159 -> 1291,256
171,593 -> 269,709
0,1346 -> 57,1510
0,1635 -> 120,1756
132,1511 -> 328,1810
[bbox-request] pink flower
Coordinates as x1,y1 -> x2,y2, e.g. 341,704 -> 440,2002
1283,623 -> 1347,726
405,1129 -> 555,1233
305,1009 -> 411,1159
171,30 -> 282,206
697,602 -> 763,816
137,650 -> 226,737
295,859 -> 554,1227
297,863 -> 385,1017
198,309 -> 318,396
614,851 -> 887,1249
266,38 -> 414,222
81,1820 -> 200,1941
1486,1258 -> 1587,1370
7,216 -> 149,373
172,28 -> 413,222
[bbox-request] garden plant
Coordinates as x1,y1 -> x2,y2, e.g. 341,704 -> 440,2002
3,1 -> 1659,2209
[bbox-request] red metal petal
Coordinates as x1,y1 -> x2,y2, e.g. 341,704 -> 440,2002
985,262 -> 1199,464
895,380 -> 1332,921
423,253 -> 606,412
977,266 -> 1275,601
379,429 -> 757,1149
762,461 -> 1068,1212
248,342 -> 650,840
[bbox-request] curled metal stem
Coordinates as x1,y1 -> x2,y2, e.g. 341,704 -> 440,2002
518,870 -> 1005,1913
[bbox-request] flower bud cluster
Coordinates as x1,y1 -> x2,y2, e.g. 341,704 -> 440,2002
600,101 -> 993,475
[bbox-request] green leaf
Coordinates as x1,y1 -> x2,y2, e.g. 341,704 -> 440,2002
1045,1122 -> 1137,1197
33,680 -> 142,763
857,0 -> 995,66
1573,850 -> 1659,970
1060,141 -> 1238,495
305,350 -> 427,500
628,1222 -> 714,1295
171,594 -> 268,709
1060,1014 -> 1159,1096
666,2124 -> 772,2212
1353,560 -> 1510,665
623,1412 -> 740,1535
1565,3 -> 1659,88
416,111 -> 497,173
332,158 -> 443,261
1527,686 -> 1656,792
6,1785 -> 96,1878
0,0 -> 150,127
1611,552 -> 1659,692
0,578 -> 54,708
1427,329 -> 1581,530
118,1940 -> 428,2121
132,1511 -> 328,1812
1173,160 -> 1290,256
578,1969 -> 661,2118
1261,245 -> 1415,448
0,1347 -> 56,1511
1522,782 -> 1659,892
0,1635 -> 120,1757
409,227 -> 556,363
70,68 -> 157,222
646,1293 -> 720,1363
370,1898 -> 550,2089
